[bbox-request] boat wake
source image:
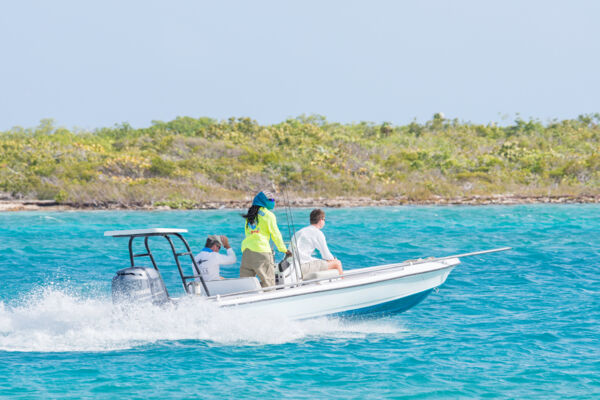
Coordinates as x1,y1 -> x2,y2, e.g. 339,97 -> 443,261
0,287 -> 406,352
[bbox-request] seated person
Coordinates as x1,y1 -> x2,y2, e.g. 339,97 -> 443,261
291,209 -> 343,277
194,235 -> 236,281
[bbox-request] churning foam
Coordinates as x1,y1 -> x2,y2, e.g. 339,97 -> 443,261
0,287 -> 406,352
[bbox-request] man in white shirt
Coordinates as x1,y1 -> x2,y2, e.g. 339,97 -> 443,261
291,209 -> 343,277
194,235 -> 237,281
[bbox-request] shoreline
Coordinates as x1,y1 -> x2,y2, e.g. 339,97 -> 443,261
1,194 -> 599,211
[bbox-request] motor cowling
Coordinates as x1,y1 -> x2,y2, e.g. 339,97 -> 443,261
275,257 -> 301,286
111,267 -> 169,305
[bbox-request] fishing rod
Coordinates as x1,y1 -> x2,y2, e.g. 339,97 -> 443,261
280,183 -> 295,263
282,186 -> 294,249
281,184 -> 302,283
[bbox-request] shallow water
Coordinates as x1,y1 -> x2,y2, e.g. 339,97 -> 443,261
0,206 -> 598,398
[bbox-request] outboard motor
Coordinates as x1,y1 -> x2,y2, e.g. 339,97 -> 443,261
275,256 -> 301,286
111,267 -> 169,305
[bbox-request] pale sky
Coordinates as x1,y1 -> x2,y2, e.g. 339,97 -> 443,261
1,0 -> 599,130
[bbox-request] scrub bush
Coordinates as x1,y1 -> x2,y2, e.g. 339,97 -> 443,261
1,114 -> 598,206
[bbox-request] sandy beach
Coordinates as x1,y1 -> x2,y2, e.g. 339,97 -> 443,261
1,194 -> 599,212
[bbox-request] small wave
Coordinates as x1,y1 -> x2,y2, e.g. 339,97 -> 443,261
39,215 -> 64,222
0,287 -> 406,352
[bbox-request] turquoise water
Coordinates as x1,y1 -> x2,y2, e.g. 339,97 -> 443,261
0,205 -> 598,399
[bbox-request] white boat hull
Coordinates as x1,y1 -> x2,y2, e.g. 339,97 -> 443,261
211,258 -> 458,319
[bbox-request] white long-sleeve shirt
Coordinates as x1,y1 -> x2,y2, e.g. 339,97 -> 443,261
194,247 -> 237,281
291,225 -> 334,264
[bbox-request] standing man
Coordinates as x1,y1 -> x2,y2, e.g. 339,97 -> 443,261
194,235 -> 236,281
291,209 -> 343,277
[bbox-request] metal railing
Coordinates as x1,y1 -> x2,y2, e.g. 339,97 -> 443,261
124,232 -> 210,296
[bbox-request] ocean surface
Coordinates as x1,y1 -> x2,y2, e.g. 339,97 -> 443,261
0,205 -> 598,399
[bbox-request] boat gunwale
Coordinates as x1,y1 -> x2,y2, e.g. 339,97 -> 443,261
209,260 -> 459,305
205,245 -> 509,300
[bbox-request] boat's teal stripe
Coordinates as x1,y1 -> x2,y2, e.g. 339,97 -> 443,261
334,289 -> 433,318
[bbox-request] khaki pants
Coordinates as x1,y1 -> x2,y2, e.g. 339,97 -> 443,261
239,249 -> 275,288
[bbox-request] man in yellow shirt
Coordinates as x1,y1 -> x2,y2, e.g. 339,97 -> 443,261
240,191 -> 291,287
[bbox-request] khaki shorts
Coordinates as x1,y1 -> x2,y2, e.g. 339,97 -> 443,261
300,259 -> 329,276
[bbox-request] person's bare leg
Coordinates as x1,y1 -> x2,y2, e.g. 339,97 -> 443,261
327,259 -> 343,275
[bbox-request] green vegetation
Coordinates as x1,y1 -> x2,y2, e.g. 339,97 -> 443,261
1,114 -> 599,207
